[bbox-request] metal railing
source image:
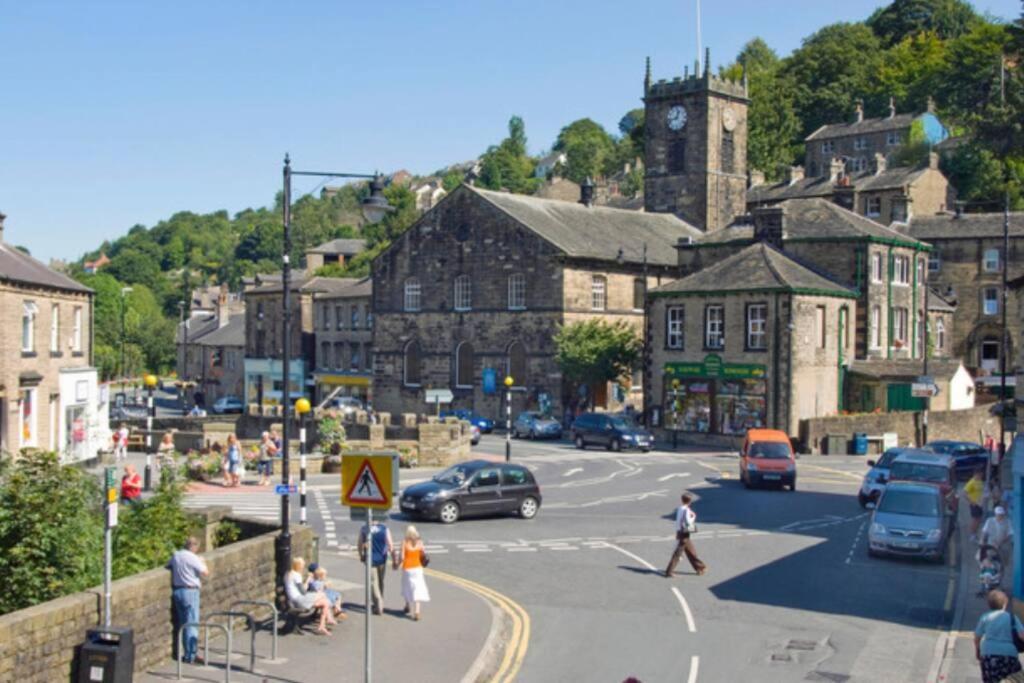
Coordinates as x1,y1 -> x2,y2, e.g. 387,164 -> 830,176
229,599 -> 279,661
206,611 -> 256,673
176,621 -> 231,682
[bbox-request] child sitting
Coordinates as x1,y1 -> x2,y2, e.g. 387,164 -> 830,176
978,545 -> 1002,596
308,563 -> 346,619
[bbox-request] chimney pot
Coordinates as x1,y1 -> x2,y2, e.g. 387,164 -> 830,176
888,96 -> 896,119
579,177 -> 595,207
855,99 -> 864,123
786,166 -> 805,185
872,153 -> 887,175
752,206 -> 786,248
829,157 -> 846,183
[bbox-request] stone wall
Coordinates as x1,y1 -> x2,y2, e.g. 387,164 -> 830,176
798,403 -> 1003,454
0,523 -> 314,682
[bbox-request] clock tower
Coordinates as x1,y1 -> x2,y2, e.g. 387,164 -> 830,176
643,52 -> 749,232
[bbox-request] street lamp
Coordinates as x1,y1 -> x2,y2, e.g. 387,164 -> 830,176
295,397 -> 311,526
504,375 -> 514,462
276,155 -> 393,590
143,373 -> 158,490
120,286 -> 133,384
177,300 -> 188,413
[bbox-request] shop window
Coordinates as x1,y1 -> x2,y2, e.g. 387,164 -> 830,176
404,278 -> 422,312
983,287 -> 999,316
591,275 -> 607,311
666,379 -> 711,433
666,306 -> 684,349
716,379 -> 767,435
403,340 -> 421,387
454,275 -> 472,312
746,304 -> 767,350
508,273 -> 526,310
704,305 -> 724,349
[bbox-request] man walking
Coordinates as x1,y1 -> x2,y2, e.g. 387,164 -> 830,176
167,537 -> 209,663
982,505 -> 1014,567
665,493 -> 706,578
358,518 -> 394,615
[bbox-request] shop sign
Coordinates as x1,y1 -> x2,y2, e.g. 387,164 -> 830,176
664,354 -> 766,380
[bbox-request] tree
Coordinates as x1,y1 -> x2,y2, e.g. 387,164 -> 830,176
554,320 -> 641,395
553,118 -> 619,183
617,108 -> 645,160
477,116 -> 538,194
867,0 -> 981,46
873,32 -> 948,111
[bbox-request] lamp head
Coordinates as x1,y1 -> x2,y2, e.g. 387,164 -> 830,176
361,173 -> 394,225
504,375 -> 514,388
295,397 -> 311,415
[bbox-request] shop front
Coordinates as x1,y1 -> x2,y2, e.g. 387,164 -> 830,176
663,355 -> 768,436
58,367 -> 106,463
243,358 -> 307,407
314,371 -> 372,404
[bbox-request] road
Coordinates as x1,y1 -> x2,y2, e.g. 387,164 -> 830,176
191,434 -> 958,682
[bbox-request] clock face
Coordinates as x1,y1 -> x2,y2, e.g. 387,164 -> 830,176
722,107 -> 737,132
667,105 -> 688,131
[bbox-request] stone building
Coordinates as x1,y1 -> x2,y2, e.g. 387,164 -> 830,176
370,184 -> 702,420
844,358 -> 975,413
803,99 -> 948,178
304,238 -> 367,273
0,214 -> 106,460
191,314 -> 245,404
312,277 -> 373,404
649,242 -> 857,442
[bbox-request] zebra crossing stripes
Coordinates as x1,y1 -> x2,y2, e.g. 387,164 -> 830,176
181,491 -> 281,522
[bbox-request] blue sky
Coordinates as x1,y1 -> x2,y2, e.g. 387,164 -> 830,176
0,0 -> 1019,262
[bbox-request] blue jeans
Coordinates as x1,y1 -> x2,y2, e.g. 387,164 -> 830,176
258,461 -> 272,476
173,588 -> 201,660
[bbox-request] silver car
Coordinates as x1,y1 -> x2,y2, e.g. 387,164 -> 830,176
867,481 -> 953,563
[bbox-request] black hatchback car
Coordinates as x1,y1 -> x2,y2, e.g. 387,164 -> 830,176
571,412 -> 653,452
399,460 -> 542,524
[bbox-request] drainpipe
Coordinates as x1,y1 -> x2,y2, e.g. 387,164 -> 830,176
887,246 -> 894,360
772,293 -> 782,428
787,294 -> 795,436
911,246 -> 919,359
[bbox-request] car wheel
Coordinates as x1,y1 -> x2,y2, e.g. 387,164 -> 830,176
857,492 -> 868,508
575,436 -> 585,450
742,471 -> 751,489
867,548 -> 881,559
438,501 -> 461,525
529,430 -> 536,440
609,439 -> 621,452
788,479 -> 797,492
519,496 -> 539,519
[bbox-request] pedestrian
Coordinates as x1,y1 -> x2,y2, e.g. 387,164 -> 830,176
257,431 -> 277,487
398,525 -> 430,621
114,423 -> 129,461
978,545 -> 1003,596
358,517 -> 394,615
974,589 -> 1024,683
982,506 -> 1014,567
120,464 -> 142,505
166,537 -> 209,664
965,469 -> 986,541
665,493 -> 707,578
225,434 -> 241,487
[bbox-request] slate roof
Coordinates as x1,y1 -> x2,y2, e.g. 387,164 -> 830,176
928,288 -> 957,312
176,314 -> 220,344
0,241 -> 92,293
806,113 -> 916,141
307,238 -> 367,255
195,314 -> 245,347
469,186 -> 702,266
748,166 -> 930,204
904,212 -> 1024,240
847,358 -> 964,380
696,198 -> 928,248
314,277 -> 372,300
650,242 -> 855,298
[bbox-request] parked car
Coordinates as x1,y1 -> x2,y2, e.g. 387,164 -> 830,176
925,440 -> 990,480
111,403 -> 149,420
571,412 -> 653,452
470,424 -> 481,446
858,447 -> 912,508
887,450 -> 958,512
399,459 -> 541,524
867,481 -> 953,562
330,396 -> 364,416
739,428 -> 797,491
211,396 -> 244,414
440,409 -> 494,433
513,412 -> 563,440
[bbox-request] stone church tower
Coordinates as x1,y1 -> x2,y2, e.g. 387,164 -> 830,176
643,52 -> 749,232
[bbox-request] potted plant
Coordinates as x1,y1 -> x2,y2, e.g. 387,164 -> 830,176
318,416 -> 347,473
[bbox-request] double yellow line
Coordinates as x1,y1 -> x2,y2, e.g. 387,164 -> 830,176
427,568 -> 530,682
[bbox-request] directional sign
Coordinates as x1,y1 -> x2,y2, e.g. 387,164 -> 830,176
425,389 -> 454,405
341,454 -> 395,510
275,484 -> 298,495
912,382 -> 939,398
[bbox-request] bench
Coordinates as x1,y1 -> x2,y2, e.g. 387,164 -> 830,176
281,604 -> 319,634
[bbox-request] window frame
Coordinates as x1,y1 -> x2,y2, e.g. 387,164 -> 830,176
892,255 -> 910,285
50,303 -> 60,353
403,340 -> 422,387
22,301 -> 37,353
928,250 -> 941,273
870,253 -> 883,283
72,306 -> 83,353
870,305 -> 882,350
508,273 -> 526,310
983,248 -> 1001,273
591,275 -> 607,311
632,278 -> 645,312
865,196 -> 882,218
351,306 -> 360,328
745,302 -> 768,351
404,278 -> 422,312
704,304 -> 724,350
454,274 -> 472,312
454,341 -> 474,389
936,319 -> 946,351
815,305 -> 827,349
983,287 -> 1000,316
893,307 -> 909,343
665,305 -> 685,350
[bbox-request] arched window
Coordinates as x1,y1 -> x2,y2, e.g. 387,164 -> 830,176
455,341 -> 474,388
506,341 -> 526,387
404,340 -> 422,387
454,275 -> 472,311
404,278 -> 421,312
936,319 -> 946,351
508,273 -> 526,310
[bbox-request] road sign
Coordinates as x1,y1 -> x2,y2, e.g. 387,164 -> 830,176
425,389 -> 454,404
917,375 -> 934,386
275,484 -> 297,495
341,454 -> 395,510
912,382 -> 939,398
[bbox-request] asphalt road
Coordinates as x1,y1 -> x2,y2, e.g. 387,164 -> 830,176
197,434 -> 958,682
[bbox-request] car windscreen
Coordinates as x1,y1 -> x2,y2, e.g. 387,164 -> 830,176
890,462 -> 947,483
877,450 -> 900,468
749,442 -> 791,459
433,464 -> 475,485
878,489 -> 940,517
610,417 -> 637,430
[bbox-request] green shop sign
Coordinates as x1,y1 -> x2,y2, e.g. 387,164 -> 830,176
664,354 -> 766,380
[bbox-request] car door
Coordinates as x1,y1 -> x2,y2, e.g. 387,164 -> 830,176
462,467 -> 503,517
499,466 -> 529,512
599,416 -> 614,447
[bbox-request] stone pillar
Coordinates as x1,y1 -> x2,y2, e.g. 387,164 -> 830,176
369,424 -> 385,449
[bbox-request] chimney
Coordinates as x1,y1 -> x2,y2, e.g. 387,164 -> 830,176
579,177 -> 595,207
829,157 -> 846,183
752,206 -> 786,248
927,96 -> 936,113
0,212 -> 5,242
888,96 -> 896,119
928,151 -> 939,170
786,166 -> 805,186
954,201 -> 964,218
854,99 -> 864,123
749,169 -> 766,187
217,284 -> 230,328
872,153 -> 887,175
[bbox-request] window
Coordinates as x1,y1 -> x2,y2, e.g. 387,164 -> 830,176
50,304 -> 60,353
633,278 -> 645,311
891,201 -> 908,223
840,306 -> 850,349
666,306 -> 685,349
19,388 -> 37,448
350,343 -> 360,371
983,287 -> 999,316
668,139 -> 687,174
351,306 -> 360,328
404,278 -> 422,312
929,249 -> 941,273
887,131 -> 901,146
508,273 -> 526,310
334,341 -> 345,369
746,304 -> 767,350
893,307 -> 908,343
981,338 -> 1001,367
854,137 -> 868,151
72,306 -> 82,353
211,348 -> 223,368
865,196 -> 881,218
821,141 -> 834,155
892,255 -> 910,284
403,340 -> 421,386
366,308 -> 373,330
506,341 -> 526,386
870,253 -> 883,283
591,275 -> 607,311
851,157 -> 868,173
815,306 -> 826,348
454,275 -> 472,311
455,342 -> 474,388
916,313 -> 925,357
916,258 -> 926,284
22,301 -> 37,353
335,305 -> 343,330
704,305 -> 724,349
320,342 -> 331,368
984,248 -> 1001,272
936,319 -> 946,351
721,130 -> 735,173
871,305 -> 882,349
321,305 -> 330,330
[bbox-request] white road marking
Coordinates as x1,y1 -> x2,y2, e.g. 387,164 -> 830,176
562,467 -> 584,477
462,548 -> 492,553
687,655 -> 699,683
671,587 -> 697,633
506,547 -> 538,552
601,542 -> 658,571
658,473 -> 691,482
845,521 -> 867,565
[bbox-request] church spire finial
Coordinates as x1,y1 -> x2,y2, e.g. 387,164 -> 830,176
704,47 -> 711,78
644,56 -> 651,95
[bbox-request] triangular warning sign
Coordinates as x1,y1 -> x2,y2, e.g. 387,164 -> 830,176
345,459 -> 388,505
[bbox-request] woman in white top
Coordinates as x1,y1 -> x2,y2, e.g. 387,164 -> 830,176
284,557 -> 336,635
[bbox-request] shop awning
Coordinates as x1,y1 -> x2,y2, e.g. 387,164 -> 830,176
315,373 -> 371,387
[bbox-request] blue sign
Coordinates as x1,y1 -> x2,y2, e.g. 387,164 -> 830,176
275,484 -> 297,495
482,368 -> 497,395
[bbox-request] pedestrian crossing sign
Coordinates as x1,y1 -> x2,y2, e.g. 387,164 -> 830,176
341,454 -> 394,510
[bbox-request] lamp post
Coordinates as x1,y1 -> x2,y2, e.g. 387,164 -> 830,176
276,155 -> 392,590
1000,192 -> 1010,467
177,300 -> 188,413
504,375 -> 514,462
143,373 -> 158,490
295,397 -> 311,526
120,286 -> 133,385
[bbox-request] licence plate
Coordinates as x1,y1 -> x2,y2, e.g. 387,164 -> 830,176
763,474 -> 781,480
401,501 -> 415,509
892,541 -> 920,550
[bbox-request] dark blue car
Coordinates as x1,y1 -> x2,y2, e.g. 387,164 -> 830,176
925,440 -> 990,479
440,409 -> 495,433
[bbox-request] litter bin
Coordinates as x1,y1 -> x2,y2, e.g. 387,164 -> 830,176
78,626 -> 134,683
824,434 -> 847,455
853,433 -> 868,456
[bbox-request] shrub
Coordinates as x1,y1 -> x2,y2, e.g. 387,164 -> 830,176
318,416 -> 348,454
112,477 -> 200,577
213,520 -> 241,548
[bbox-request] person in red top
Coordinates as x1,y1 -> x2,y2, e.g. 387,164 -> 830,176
121,464 -> 142,504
